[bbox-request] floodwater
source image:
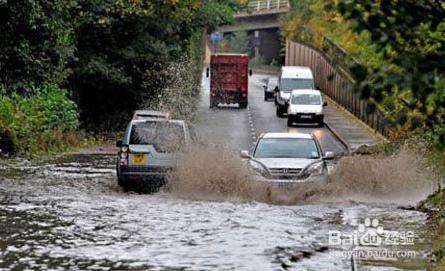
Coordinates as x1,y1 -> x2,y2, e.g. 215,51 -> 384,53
0,154 -> 433,271
0,72 -> 435,270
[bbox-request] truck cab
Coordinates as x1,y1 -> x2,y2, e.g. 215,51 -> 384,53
275,66 -> 315,117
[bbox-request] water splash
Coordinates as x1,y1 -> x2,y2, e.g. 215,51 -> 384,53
166,146 -> 433,206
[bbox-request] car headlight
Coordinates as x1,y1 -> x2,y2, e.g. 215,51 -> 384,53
301,161 -> 325,178
249,160 -> 268,176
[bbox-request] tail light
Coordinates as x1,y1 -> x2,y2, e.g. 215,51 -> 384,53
120,146 -> 129,165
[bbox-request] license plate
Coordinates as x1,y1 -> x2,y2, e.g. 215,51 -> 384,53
132,154 -> 146,165
300,115 -> 312,119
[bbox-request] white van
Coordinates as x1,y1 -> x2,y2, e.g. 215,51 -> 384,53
287,89 -> 327,127
275,66 -> 315,117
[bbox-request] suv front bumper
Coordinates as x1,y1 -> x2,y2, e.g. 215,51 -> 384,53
118,165 -> 172,181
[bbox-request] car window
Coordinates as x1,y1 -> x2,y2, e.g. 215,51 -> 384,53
280,78 -> 314,92
267,79 -> 278,89
291,94 -> 321,105
130,121 -> 185,151
254,138 -> 320,159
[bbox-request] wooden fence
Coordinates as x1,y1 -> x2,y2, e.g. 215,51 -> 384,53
285,39 -> 390,137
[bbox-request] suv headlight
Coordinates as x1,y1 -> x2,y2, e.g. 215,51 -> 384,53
301,161 -> 325,178
249,160 -> 268,176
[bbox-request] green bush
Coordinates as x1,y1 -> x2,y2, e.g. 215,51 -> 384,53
0,85 -> 79,156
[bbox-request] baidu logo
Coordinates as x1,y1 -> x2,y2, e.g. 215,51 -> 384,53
329,218 -> 415,247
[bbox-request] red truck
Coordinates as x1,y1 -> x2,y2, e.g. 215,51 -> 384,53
207,54 -> 251,109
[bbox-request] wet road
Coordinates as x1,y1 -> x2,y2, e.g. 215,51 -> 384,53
0,73 -> 432,271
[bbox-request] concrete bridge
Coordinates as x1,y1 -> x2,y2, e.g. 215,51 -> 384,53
212,0 -> 290,64
219,0 -> 289,33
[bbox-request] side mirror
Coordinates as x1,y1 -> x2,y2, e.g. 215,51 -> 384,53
323,151 -> 334,160
323,102 -> 328,107
263,85 -> 267,90
240,150 -> 251,159
206,68 -> 210,78
116,140 -> 123,148
249,69 -> 253,76
274,86 -> 279,92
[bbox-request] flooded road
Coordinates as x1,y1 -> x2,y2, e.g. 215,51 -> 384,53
0,74 -> 433,270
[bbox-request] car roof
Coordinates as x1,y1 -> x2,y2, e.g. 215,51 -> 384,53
280,66 -> 313,79
291,89 -> 321,95
130,119 -> 185,125
133,110 -> 169,119
261,132 -> 313,139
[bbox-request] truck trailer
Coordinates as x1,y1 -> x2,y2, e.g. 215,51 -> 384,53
207,54 -> 251,109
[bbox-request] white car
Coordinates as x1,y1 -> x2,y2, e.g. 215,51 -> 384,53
287,89 -> 327,127
240,133 -> 334,185
275,66 -> 315,117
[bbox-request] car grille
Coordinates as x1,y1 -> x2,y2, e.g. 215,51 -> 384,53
269,168 -> 302,175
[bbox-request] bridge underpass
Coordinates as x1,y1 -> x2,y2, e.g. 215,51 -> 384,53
205,0 -> 289,65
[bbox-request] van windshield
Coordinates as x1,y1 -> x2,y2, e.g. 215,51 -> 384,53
291,94 -> 321,105
130,121 -> 185,152
281,79 -> 314,92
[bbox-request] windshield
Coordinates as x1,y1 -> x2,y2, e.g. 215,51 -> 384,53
280,78 -> 314,92
130,121 -> 185,151
291,94 -> 321,105
254,138 -> 320,159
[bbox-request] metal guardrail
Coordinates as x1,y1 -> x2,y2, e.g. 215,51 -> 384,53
243,0 -> 290,13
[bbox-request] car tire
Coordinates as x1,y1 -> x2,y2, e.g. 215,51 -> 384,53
239,101 -> 248,109
209,100 -> 217,109
287,117 -> 293,127
276,105 -> 285,117
116,164 -> 125,187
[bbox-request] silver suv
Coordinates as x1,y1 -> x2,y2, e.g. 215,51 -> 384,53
116,118 -> 191,193
241,133 -> 334,186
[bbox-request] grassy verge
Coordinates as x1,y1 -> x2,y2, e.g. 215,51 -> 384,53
419,190 -> 445,270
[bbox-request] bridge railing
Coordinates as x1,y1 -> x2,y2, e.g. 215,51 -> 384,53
243,0 -> 290,13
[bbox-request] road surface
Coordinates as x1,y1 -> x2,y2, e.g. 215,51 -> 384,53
0,73 -> 431,271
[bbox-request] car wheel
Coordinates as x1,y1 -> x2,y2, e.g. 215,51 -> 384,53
139,179 -> 165,194
116,164 -> 125,186
287,117 -> 293,127
239,101 -> 248,109
276,105 -> 284,117
209,100 -> 217,108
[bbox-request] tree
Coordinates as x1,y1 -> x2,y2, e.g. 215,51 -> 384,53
0,0 -> 73,91
337,0 -> 445,145
66,0 -> 236,129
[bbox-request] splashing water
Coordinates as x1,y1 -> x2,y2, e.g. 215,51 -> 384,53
166,146 -> 433,206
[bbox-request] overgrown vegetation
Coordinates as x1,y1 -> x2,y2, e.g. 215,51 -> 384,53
282,0 -> 445,147
218,31 -> 248,53
0,0 -> 239,156
0,85 -> 79,156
